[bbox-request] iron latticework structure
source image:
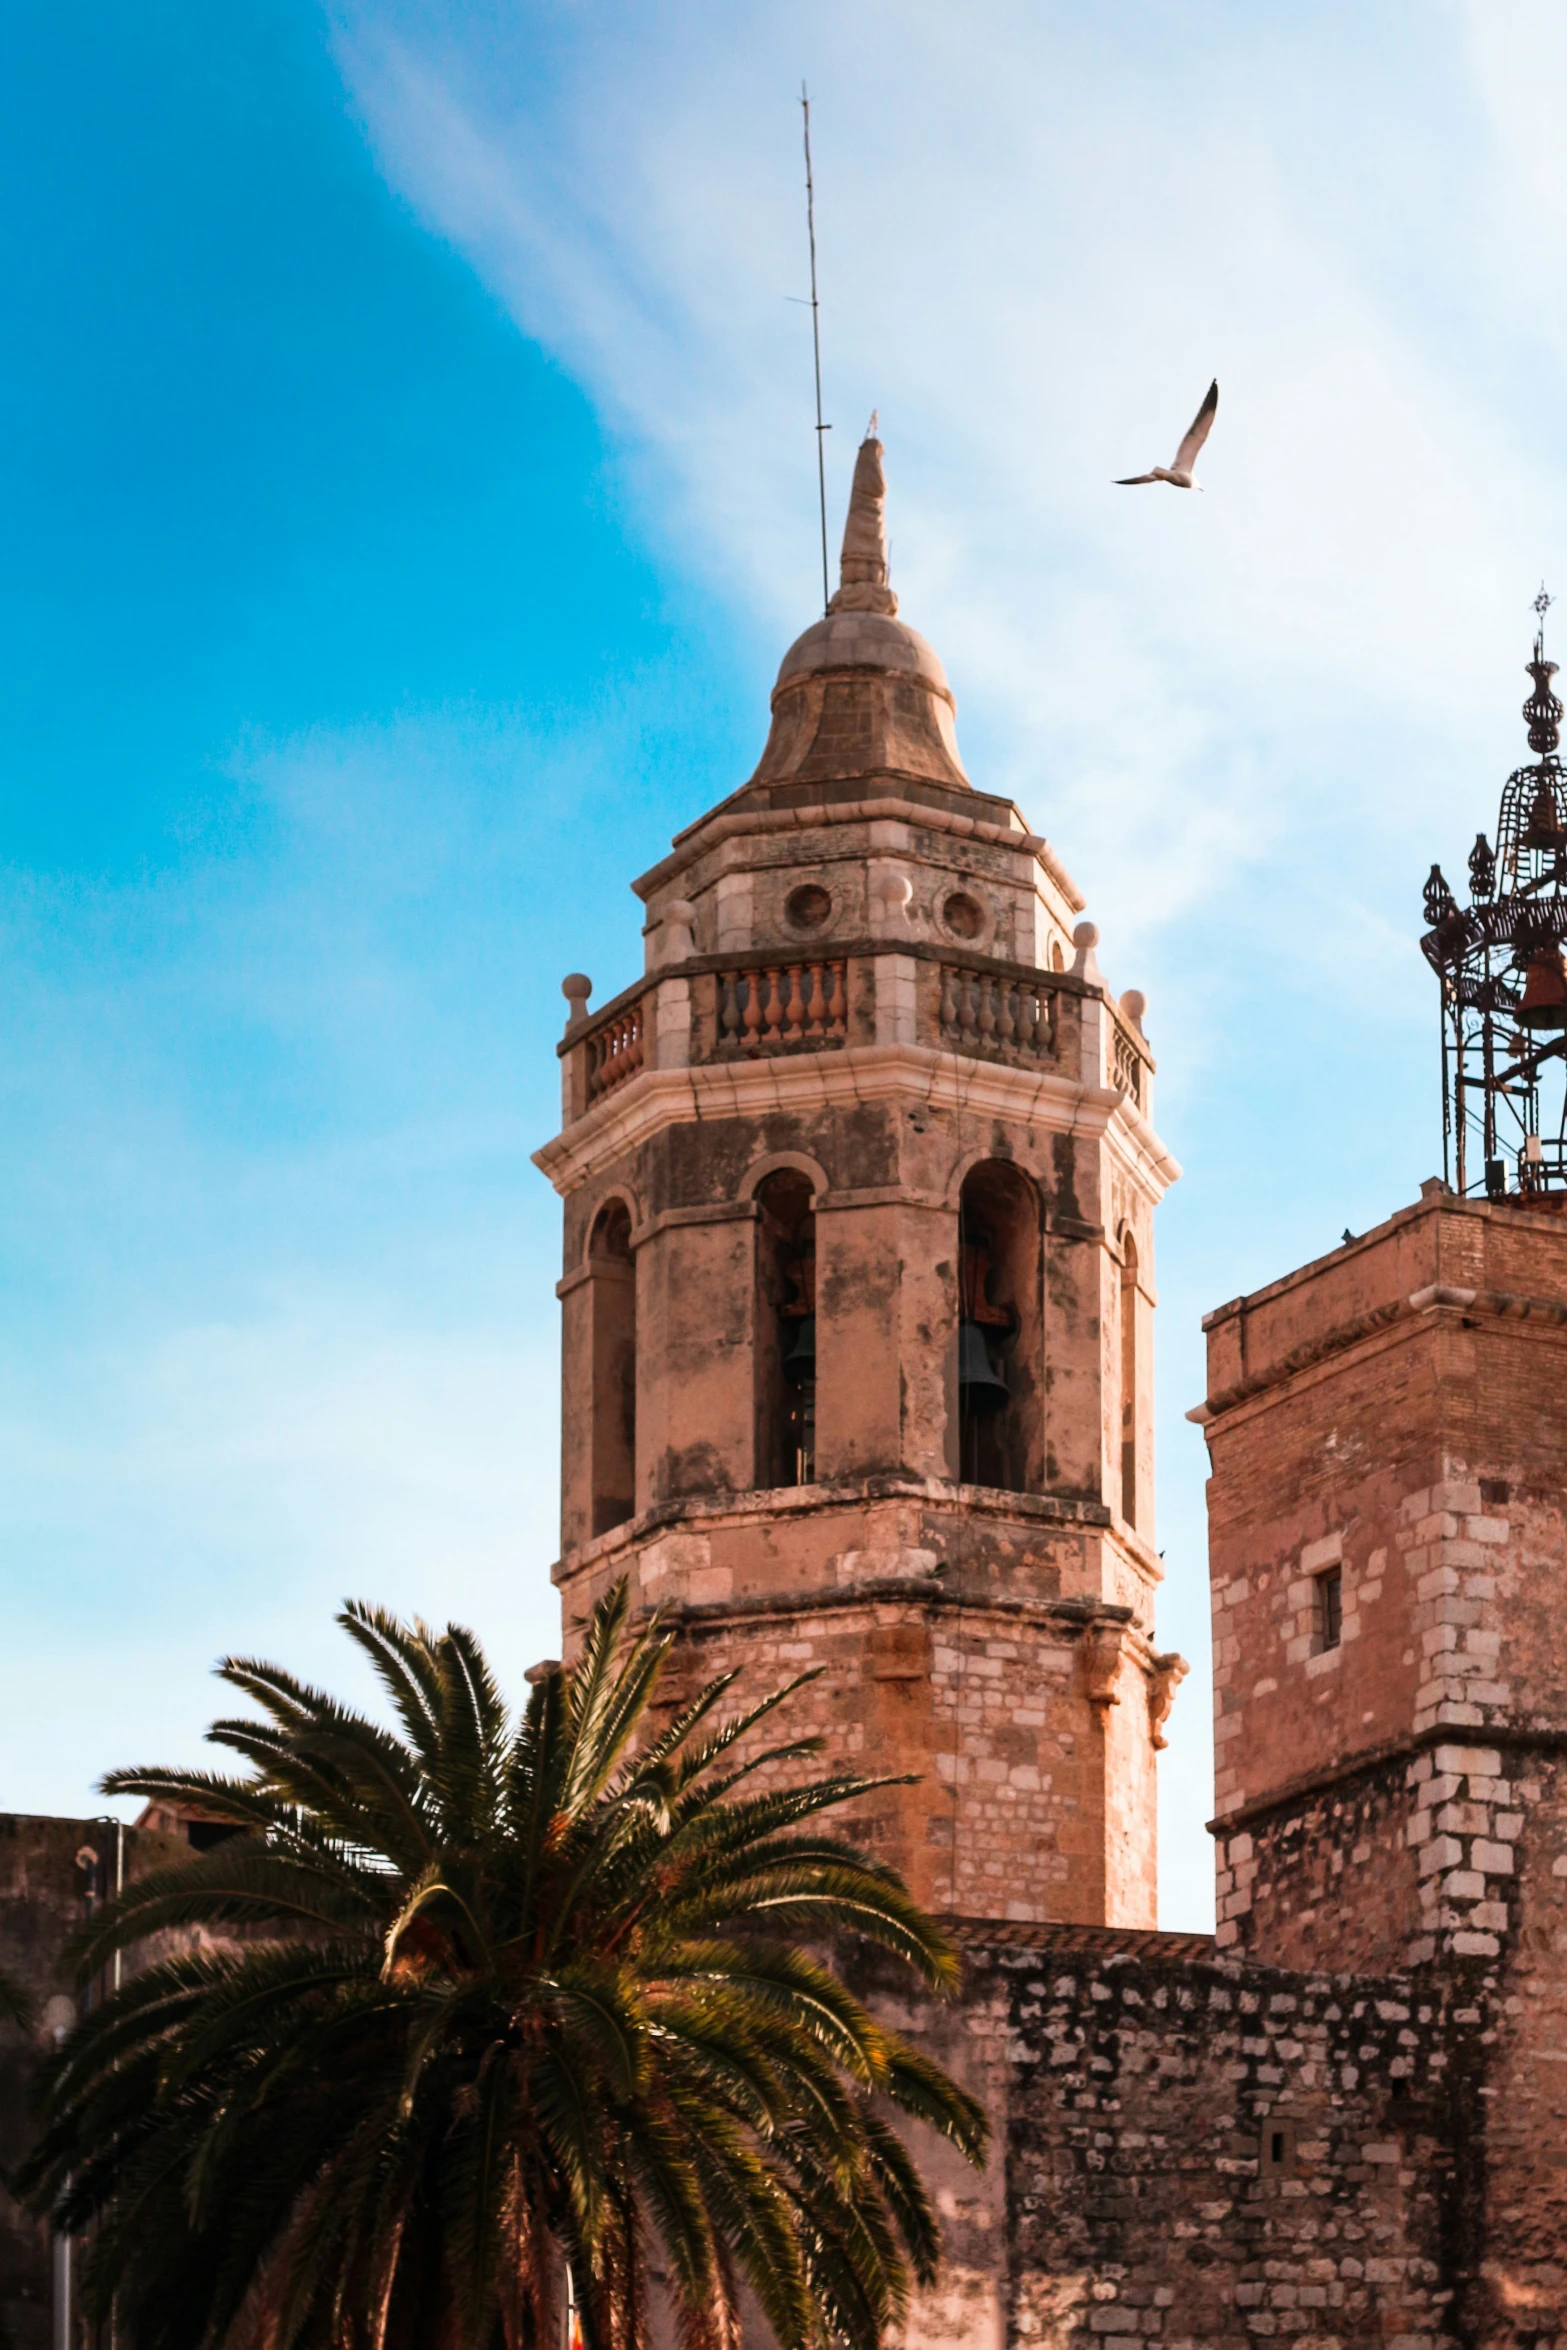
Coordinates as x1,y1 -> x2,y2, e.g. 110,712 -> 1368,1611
1423,593 -> 1567,1200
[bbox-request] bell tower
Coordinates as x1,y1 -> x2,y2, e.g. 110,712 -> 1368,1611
535,430 -> 1183,1927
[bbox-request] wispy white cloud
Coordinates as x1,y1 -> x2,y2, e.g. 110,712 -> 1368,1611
328,0 -> 1567,936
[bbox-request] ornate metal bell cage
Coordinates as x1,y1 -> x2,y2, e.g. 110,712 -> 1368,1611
1423,591 -> 1567,1203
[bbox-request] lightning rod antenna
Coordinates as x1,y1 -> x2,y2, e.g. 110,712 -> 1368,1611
801,84 -> 831,617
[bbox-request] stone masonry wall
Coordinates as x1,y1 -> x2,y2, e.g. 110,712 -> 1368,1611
1428,1757 -> 1567,2340
863,1925 -> 1487,2350
1213,1735 -> 1528,1976
633,1592 -> 1165,1927
1207,1741 -> 1567,2341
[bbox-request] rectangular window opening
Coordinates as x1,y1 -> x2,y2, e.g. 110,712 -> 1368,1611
1260,2118 -> 1295,2175
1315,1567 -> 1343,1653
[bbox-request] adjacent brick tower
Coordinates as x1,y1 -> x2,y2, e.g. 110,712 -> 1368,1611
1197,1187 -> 1567,1976
1190,621 -> 1567,2336
535,431 -> 1183,1927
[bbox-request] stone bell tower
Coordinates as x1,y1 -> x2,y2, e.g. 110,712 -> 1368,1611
534,431 -> 1183,1927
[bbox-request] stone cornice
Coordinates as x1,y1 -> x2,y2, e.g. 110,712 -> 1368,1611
555,1469 -> 1113,1566
1209,1715 -> 1567,1837
572,1573 -> 1183,1688
632,789 -> 1086,912
1187,1279 -> 1567,1431
550,1466 -> 1166,1589
950,1919 -> 1219,1963
624,1576 -> 1138,1637
532,1042 -> 1180,1200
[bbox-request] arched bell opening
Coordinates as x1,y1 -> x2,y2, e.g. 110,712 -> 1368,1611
754,1170 -> 817,1488
956,1159 -> 1043,1494
586,1200 -> 637,1535
1119,1225 -> 1140,1529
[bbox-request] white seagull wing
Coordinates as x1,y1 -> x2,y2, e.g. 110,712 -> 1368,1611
1172,379 -> 1218,474
1114,473 -> 1161,486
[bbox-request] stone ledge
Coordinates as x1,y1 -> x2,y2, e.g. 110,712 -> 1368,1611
1209,1716 -> 1567,1836
626,1576 -> 1138,1638
535,1042 -> 1179,1198
553,1470 -> 1128,1579
945,1918 -> 1219,1963
633,785 -> 1085,906
1189,1277 -> 1567,1429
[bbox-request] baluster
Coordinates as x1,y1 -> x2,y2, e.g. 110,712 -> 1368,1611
996,977 -> 1016,1047
941,966 -> 958,1038
743,967 -> 763,1051
720,971 -> 740,1043
805,961 -> 827,1037
1023,984 -> 1042,1056
762,967 -> 785,1042
826,960 -> 847,1038
784,963 -> 806,1041
958,972 -> 979,1043
977,974 -> 996,1043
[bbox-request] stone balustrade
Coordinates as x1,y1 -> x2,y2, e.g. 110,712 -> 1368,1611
716,959 -> 849,1054
584,998 -> 646,1102
561,950 -> 1156,1114
1112,1023 -> 1144,1109
938,962 -> 1057,1064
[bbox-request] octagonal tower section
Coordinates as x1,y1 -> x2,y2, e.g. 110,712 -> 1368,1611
533,431 -> 1183,1927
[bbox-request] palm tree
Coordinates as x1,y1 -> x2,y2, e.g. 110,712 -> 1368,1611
19,1582 -> 985,2350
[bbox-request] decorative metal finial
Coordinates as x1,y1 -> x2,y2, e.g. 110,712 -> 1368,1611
1524,583 -> 1562,757
1422,601 -> 1567,1201
1423,863 -> 1457,926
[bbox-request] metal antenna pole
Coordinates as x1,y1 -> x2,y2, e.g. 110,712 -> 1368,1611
802,85 -> 830,617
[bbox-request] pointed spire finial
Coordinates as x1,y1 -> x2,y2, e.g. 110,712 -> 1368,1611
827,422 -> 899,617
1525,583 -> 1562,758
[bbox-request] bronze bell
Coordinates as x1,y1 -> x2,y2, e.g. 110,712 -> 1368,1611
1522,779 -> 1567,852
1518,947 -> 1567,1029
782,1313 -> 816,1381
958,1320 -> 1008,1413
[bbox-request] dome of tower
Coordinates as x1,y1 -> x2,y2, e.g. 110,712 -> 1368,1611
747,430 -> 970,794
772,607 -> 952,698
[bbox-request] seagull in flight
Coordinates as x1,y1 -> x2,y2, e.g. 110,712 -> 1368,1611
1115,378 -> 1219,489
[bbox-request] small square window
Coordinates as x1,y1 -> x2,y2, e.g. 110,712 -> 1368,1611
1315,1568 -> 1342,1653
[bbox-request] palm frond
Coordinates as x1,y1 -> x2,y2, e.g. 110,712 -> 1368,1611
0,1963 -> 34,2031
21,1575 -> 984,2350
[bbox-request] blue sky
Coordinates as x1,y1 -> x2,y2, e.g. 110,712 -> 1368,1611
3,0 -> 1564,1929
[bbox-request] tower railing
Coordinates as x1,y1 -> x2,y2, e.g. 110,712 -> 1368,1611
715,959 -> 849,1053
937,962 -> 1057,1064
561,945 -> 1152,1111
583,997 -> 646,1102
